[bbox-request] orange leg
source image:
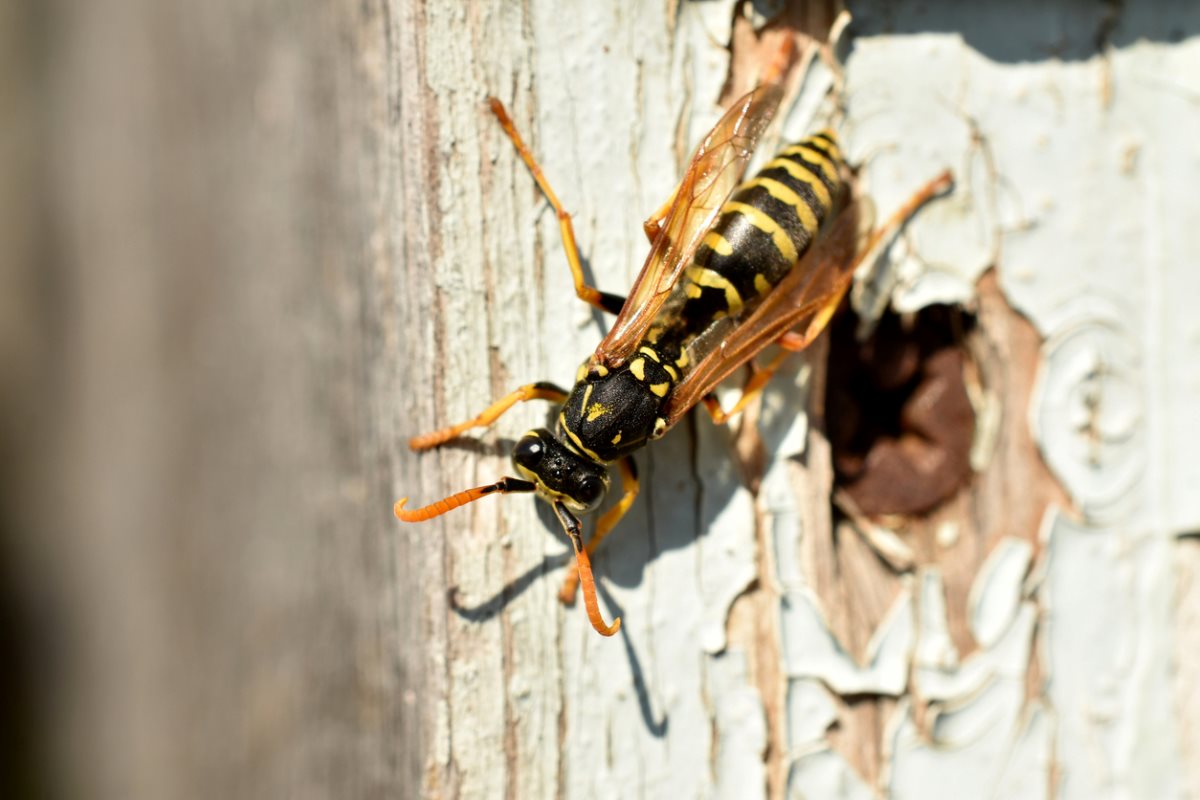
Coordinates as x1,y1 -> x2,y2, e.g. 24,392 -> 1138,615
558,456 -> 639,605
702,292 -> 848,426
642,186 -> 679,244
487,98 -> 625,316
701,169 -> 954,427
409,382 -> 567,451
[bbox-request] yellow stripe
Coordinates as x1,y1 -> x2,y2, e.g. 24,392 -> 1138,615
724,201 -> 798,263
638,346 -> 660,362
754,273 -> 771,295
630,358 -> 646,381
744,178 -> 819,234
649,382 -> 670,397
811,129 -> 841,159
684,265 -> 743,314
559,412 -> 603,462
702,230 -> 734,256
781,144 -> 840,188
766,156 -> 832,210
663,363 -> 678,380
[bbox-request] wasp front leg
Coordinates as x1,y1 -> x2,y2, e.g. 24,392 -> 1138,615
409,382 -> 569,450
487,98 -> 626,316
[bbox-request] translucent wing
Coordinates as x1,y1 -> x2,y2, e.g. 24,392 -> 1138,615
661,196 -> 872,427
593,84 -> 783,368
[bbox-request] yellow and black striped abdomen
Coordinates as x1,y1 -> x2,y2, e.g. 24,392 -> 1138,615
675,129 -> 844,328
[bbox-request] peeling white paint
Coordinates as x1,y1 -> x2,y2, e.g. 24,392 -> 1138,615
1042,510 -> 1181,799
785,679 -> 839,750
787,747 -> 876,800
425,1 -> 1199,795
968,537 -> 1033,649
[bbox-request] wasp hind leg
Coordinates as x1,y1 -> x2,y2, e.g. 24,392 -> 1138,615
487,98 -> 625,316
702,298 -> 847,426
558,456 -> 638,605
409,382 -> 568,451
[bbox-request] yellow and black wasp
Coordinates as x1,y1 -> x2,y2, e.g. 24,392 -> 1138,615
396,49 -> 951,637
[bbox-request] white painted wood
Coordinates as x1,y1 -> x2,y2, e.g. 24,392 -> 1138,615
404,1 -> 1200,797
21,1 -> 1198,798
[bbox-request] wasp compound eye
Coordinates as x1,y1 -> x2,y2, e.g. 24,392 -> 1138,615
512,430 -> 548,471
574,475 -> 605,509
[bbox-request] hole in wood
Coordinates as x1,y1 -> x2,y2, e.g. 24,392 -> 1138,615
825,302 -> 978,517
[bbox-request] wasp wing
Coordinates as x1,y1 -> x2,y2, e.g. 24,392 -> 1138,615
593,84 -> 783,368
660,196 -> 873,428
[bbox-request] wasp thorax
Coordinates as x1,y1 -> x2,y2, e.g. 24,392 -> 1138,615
512,429 -> 609,513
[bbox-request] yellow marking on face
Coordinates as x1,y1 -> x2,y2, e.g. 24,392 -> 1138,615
663,363 -> 678,381
649,382 -> 670,397
684,265 -> 743,315
586,403 -> 609,422
559,412 -> 603,462
780,144 -> 840,188
639,346 -> 660,362
725,201 -> 798,264
630,357 -> 646,381
610,431 -> 622,445
754,273 -> 771,295
702,230 -> 734,256
744,178 -> 819,233
766,156 -> 832,210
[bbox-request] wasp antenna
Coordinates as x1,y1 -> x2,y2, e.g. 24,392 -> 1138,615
554,502 -> 621,637
395,477 -> 536,522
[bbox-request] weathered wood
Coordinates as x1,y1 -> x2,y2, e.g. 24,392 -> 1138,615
8,1 -> 1199,799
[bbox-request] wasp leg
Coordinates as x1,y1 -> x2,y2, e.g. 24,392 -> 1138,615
558,456 -> 638,606
701,295 -> 846,426
642,186 -> 679,244
487,98 -> 626,316
410,381 -> 568,451
702,169 -> 955,426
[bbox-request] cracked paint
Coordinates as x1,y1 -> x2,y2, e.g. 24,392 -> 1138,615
418,0 -> 1199,796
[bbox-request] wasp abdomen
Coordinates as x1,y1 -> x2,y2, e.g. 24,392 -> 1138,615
676,130 -> 844,327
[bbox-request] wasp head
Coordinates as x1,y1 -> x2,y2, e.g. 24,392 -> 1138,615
512,429 -> 609,514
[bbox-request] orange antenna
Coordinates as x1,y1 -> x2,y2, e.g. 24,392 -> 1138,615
554,502 -> 621,637
395,477 -> 536,522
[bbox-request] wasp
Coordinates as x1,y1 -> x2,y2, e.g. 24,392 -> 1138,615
396,55 -> 951,637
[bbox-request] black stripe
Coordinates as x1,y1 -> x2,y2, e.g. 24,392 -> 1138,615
807,131 -> 838,154
708,213 -> 794,291
777,151 -> 839,198
755,164 -> 830,221
731,184 -> 820,261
